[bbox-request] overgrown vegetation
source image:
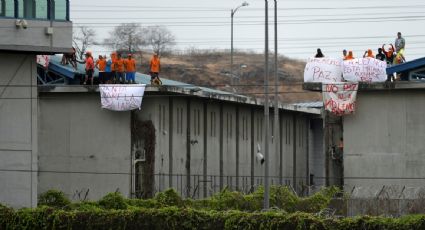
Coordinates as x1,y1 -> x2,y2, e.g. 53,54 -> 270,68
37,190 -> 71,209
2,187 -> 425,229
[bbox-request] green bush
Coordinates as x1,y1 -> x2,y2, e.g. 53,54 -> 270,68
2,207 -> 425,230
38,189 -> 71,209
126,198 -> 159,209
71,201 -> 102,211
154,188 -> 183,207
270,186 -> 299,211
98,192 -> 128,210
295,186 -> 341,213
175,186 -> 338,213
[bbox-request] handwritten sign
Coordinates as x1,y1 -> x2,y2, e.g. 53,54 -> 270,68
36,55 -> 50,68
99,84 -> 146,111
322,83 -> 358,116
343,58 -> 387,82
304,58 -> 343,83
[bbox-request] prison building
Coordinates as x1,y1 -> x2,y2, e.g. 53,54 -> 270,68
32,57 -> 325,203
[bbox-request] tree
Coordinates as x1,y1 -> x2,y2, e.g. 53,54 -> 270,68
104,23 -> 144,53
142,26 -> 176,56
73,26 -> 96,60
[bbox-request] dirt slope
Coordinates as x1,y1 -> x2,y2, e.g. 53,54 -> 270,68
138,51 -> 320,103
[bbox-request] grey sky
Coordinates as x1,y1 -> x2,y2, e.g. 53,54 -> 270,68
71,0 -> 425,61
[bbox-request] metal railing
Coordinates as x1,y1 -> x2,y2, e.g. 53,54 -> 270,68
137,173 -> 313,199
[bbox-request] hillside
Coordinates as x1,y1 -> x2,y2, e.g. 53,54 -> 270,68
139,50 -> 320,103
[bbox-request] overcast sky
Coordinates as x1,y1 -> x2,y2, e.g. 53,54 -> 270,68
70,0 -> 425,61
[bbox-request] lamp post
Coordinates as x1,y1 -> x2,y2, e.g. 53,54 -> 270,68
263,0 -> 270,210
273,0 -> 280,187
231,1 -> 249,88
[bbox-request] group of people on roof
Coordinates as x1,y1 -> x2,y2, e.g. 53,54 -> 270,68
315,32 -> 406,66
61,49 -> 161,85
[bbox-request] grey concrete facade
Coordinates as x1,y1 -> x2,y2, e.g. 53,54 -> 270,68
138,95 -> 319,198
0,19 -> 72,53
344,89 -> 425,191
0,53 -> 38,208
2,82 -> 323,206
37,93 -> 132,201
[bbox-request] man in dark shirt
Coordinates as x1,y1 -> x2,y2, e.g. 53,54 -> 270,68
375,48 -> 386,61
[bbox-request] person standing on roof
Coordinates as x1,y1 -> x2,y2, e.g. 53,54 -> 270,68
110,52 -> 117,83
375,48 -> 386,61
115,53 -> 125,84
382,44 -> 395,66
363,49 -> 374,58
149,52 -> 161,83
394,32 -> 406,65
342,49 -> 347,60
77,51 -> 95,85
345,51 -> 355,60
104,55 -> 112,84
125,54 -> 136,84
314,48 -> 324,58
395,32 -> 405,53
95,55 -> 107,84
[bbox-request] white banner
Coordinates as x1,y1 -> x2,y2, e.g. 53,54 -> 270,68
304,58 -> 343,83
343,58 -> 387,82
36,55 -> 50,68
322,83 -> 358,116
99,84 -> 146,111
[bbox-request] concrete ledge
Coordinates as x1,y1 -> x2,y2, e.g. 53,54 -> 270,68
38,85 -> 322,115
303,81 -> 425,92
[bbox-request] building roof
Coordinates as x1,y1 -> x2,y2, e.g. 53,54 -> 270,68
41,55 -> 321,115
290,101 -> 323,108
386,57 -> 425,75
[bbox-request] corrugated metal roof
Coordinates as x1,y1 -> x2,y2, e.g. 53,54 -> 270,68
386,56 -> 425,75
290,101 -> 323,108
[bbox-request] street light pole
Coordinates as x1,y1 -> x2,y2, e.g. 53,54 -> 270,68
264,0 -> 270,210
273,0 -> 280,186
231,2 -> 249,89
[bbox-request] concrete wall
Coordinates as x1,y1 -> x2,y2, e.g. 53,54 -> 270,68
0,19 -> 72,53
344,90 -> 425,190
135,96 -> 316,197
38,93 -> 131,201
309,119 -> 325,186
0,53 -> 37,208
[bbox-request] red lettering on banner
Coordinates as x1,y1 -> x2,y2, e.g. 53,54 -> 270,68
323,83 -> 358,116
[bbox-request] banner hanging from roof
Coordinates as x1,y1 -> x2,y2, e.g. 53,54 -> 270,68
304,58 -> 343,83
99,84 -> 146,111
342,58 -> 387,82
322,83 -> 358,116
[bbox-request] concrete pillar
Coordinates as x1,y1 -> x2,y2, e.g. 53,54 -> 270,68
0,53 -> 37,208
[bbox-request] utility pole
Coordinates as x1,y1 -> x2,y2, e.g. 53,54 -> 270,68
263,0 -> 270,210
273,0 -> 280,190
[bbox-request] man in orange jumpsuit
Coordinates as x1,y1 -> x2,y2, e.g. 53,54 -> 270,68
114,53 -> 125,84
77,51 -> 94,85
125,54 -> 136,84
110,52 -> 117,83
95,55 -> 107,84
149,53 -> 161,84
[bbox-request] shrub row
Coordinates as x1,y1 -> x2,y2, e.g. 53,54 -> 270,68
35,186 -> 341,213
133,186 -> 339,213
2,205 -> 425,230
